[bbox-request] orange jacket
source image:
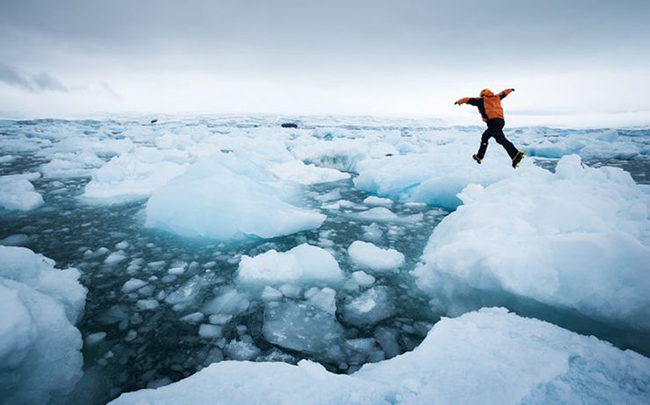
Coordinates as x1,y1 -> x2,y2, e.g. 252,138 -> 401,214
455,89 -> 514,122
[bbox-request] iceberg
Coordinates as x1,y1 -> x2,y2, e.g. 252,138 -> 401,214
145,152 -> 326,239
0,246 -> 87,405
413,155 -> 650,330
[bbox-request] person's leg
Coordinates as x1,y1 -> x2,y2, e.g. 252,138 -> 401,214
476,127 -> 492,159
492,119 -> 519,159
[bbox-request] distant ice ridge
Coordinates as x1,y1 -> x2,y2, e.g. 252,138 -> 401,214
0,246 -> 87,405
0,173 -> 44,211
145,152 -> 326,239
413,155 -> 650,330
109,308 -> 650,405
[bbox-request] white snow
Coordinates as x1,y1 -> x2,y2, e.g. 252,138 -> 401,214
238,244 -> 343,285
0,246 -> 86,404
268,160 -> 350,184
109,308 -> 650,405
348,241 -> 405,272
414,155 -> 650,330
145,153 -> 325,239
363,196 -> 393,207
0,173 -> 44,211
84,147 -> 187,203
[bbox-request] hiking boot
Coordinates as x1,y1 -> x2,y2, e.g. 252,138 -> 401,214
512,151 -> 524,168
472,154 -> 482,164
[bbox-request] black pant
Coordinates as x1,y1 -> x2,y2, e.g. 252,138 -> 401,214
477,118 -> 519,160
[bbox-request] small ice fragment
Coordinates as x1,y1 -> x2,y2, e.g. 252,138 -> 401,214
136,299 -> 159,310
363,196 -> 393,207
224,340 -> 261,360
199,324 -> 223,338
85,332 -> 107,345
348,241 -> 405,272
351,271 -> 376,287
180,312 -> 205,323
122,279 -> 148,293
261,286 -> 283,302
105,251 -> 127,265
209,314 -> 233,325
168,267 -> 185,275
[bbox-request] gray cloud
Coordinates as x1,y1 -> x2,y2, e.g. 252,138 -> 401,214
0,64 -> 68,93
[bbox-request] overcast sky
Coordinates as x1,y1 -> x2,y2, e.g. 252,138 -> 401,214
1,0 -> 649,124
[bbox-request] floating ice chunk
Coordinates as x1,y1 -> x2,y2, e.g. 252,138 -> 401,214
165,275 -> 212,309
363,196 -> 393,207
0,234 -> 31,246
115,241 -> 129,250
0,246 -> 86,404
343,286 -> 395,326
122,279 -> 148,293
362,223 -> 383,242
145,153 -> 325,240
85,332 -> 107,346
203,288 -> 250,316
279,284 -> 301,298
238,244 -> 343,285
224,340 -> 261,361
40,151 -> 105,179
136,299 -> 159,310
261,286 -> 283,301
307,288 -> 337,315
168,267 -> 185,275
209,314 -> 232,325
0,155 -> 15,163
269,160 -> 350,185
263,301 -> 345,354
180,312 -> 205,324
373,327 -> 401,359
105,251 -> 128,265
83,147 -> 187,203
314,189 -> 342,202
358,207 -> 395,220
348,241 -> 405,272
0,173 -> 44,211
199,324 -> 223,339
414,155 -> 650,330
351,271 -> 376,288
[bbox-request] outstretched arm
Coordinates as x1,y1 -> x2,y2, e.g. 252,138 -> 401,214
455,97 -> 480,106
498,88 -> 515,100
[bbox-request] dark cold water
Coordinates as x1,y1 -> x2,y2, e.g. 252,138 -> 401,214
1,120 -> 649,404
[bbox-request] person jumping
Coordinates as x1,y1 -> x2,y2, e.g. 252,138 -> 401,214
455,88 -> 524,168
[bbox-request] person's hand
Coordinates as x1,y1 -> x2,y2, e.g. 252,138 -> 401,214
510,88 -> 515,92
454,101 -> 460,105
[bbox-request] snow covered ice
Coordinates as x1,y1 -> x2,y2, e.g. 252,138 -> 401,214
0,246 -> 87,405
413,154 -> 650,331
1,117 -> 649,404
109,308 -> 650,405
